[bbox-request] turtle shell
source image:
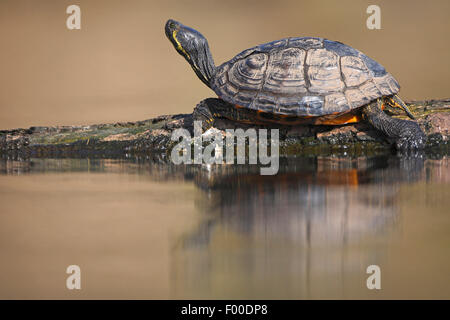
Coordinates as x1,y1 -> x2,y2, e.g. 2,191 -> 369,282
210,37 -> 400,116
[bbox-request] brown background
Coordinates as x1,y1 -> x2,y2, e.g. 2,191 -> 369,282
0,0 -> 448,129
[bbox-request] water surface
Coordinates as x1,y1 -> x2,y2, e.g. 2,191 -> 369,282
0,155 -> 449,299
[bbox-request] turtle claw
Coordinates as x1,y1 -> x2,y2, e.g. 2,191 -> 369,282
193,99 -> 216,131
394,121 -> 427,151
395,136 -> 426,151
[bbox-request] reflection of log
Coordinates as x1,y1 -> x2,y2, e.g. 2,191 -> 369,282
1,99 -> 449,158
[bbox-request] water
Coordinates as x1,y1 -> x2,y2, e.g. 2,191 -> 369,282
0,155 -> 449,299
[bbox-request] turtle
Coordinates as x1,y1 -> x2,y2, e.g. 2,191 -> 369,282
165,19 -> 426,150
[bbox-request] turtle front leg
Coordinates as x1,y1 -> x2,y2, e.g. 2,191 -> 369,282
193,98 -> 225,130
193,98 -> 262,130
362,98 -> 426,150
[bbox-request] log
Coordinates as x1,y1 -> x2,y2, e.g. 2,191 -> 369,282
1,99 -> 449,159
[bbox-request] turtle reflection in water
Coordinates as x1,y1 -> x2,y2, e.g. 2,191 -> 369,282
171,156 -> 426,298
180,156 -> 424,248
165,19 -> 426,150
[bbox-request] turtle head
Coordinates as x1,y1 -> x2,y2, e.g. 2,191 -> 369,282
165,19 -> 215,87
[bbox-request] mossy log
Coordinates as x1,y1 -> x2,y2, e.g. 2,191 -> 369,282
1,99 -> 449,159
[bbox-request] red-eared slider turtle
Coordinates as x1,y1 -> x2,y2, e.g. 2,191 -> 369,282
165,19 -> 426,149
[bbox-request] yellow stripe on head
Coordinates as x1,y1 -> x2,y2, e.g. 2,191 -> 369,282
172,29 -> 191,60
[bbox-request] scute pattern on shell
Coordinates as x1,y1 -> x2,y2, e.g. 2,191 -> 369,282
306,49 -> 344,95
263,48 -> 306,95
211,37 -> 400,116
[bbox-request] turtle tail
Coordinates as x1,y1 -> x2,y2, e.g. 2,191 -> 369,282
384,94 -> 415,119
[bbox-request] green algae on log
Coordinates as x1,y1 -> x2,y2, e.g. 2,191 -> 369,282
1,99 -> 449,158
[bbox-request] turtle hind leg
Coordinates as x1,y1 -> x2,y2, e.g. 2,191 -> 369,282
362,98 -> 426,150
193,98 -> 263,130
